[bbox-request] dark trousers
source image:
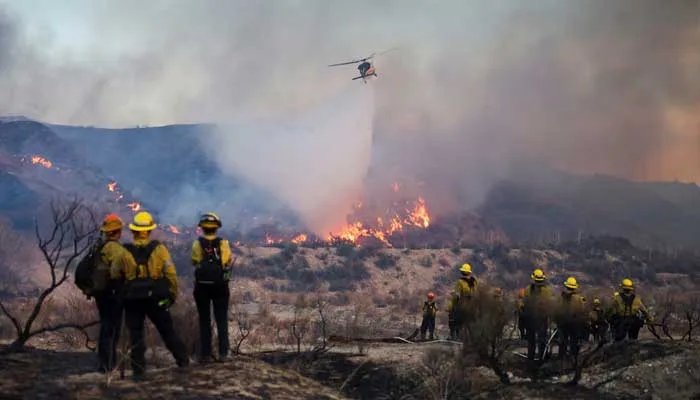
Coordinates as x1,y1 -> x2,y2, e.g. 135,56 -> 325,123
448,312 -> 460,340
420,315 -> 436,340
517,314 -> 527,340
526,316 -> 548,360
558,322 -> 583,359
124,299 -> 189,376
194,283 -> 230,359
591,322 -> 609,343
95,293 -> 123,370
613,316 -> 643,342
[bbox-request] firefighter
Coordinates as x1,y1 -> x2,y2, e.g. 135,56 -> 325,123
192,212 -> 234,363
589,298 -> 608,344
420,292 -> 438,340
556,277 -> 587,359
111,211 -> 189,380
522,268 -> 554,361
609,279 -> 651,342
447,263 -> 478,340
94,214 -> 126,373
516,288 -> 527,340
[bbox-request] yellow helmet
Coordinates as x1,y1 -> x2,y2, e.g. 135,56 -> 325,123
198,212 -> 222,229
129,211 -> 157,232
531,268 -> 546,282
564,276 -> 578,290
459,263 -> 472,274
620,278 -> 634,290
593,298 -> 601,305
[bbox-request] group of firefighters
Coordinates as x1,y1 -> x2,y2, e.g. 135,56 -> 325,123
81,211 -> 233,381
85,210 -> 653,379
420,263 -> 652,361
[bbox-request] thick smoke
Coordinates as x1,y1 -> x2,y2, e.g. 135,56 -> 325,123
0,1 -> 699,230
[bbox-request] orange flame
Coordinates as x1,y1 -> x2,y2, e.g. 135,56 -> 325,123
265,234 -> 283,245
328,197 -> 431,245
291,233 -> 308,244
107,181 -> 117,192
167,224 -> 181,234
127,202 -> 141,212
408,197 -> 430,228
30,155 -> 53,168
392,182 -> 400,192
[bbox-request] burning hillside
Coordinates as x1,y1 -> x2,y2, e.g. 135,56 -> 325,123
328,194 -> 431,246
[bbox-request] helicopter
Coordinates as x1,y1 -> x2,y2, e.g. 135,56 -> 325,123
328,49 -> 397,83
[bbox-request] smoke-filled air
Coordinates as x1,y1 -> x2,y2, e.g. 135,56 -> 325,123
0,0 -> 699,235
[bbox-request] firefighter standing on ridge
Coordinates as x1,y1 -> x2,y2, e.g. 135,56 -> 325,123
420,292 -> 438,340
192,212 -> 234,363
111,211 -> 189,380
608,278 -> 651,342
93,214 -> 126,373
556,277 -> 587,359
522,268 -> 554,361
447,263 -> 478,340
589,298 -> 608,343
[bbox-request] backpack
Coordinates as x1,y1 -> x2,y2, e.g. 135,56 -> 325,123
621,293 -> 636,316
74,239 -> 106,296
194,237 -> 226,285
121,240 -> 170,300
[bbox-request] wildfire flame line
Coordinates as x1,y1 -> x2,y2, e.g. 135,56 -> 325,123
327,196 -> 431,245
30,155 -> 53,169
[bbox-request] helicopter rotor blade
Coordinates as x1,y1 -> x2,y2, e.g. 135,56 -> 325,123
328,59 -> 362,67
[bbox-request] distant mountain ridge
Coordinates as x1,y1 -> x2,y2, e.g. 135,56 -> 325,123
0,117 -> 699,249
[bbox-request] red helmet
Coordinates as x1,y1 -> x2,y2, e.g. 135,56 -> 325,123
427,292 -> 435,300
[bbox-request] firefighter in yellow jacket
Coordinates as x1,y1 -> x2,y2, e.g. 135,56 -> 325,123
192,212 -> 234,363
420,292 -> 438,340
522,269 -> 554,361
556,277 -> 587,359
110,211 -> 189,380
589,298 -> 608,343
447,263 -> 478,340
93,214 -> 127,373
608,279 -> 651,342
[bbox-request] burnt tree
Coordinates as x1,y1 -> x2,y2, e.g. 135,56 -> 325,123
0,198 -> 99,352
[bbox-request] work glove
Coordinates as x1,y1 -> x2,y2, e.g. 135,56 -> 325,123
158,296 -> 175,309
223,267 -> 232,281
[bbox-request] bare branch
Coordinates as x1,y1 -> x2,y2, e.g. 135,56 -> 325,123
5,197 -> 99,352
0,300 -> 22,336
29,320 -> 99,337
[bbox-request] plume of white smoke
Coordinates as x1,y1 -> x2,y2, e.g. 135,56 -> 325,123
204,84 -> 375,235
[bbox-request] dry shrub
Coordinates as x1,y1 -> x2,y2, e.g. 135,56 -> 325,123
48,290 -> 99,350
229,292 -> 254,354
459,286 -> 514,384
415,347 -> 472,400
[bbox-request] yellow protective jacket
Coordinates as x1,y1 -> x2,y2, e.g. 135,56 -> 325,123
110,239 -> 179,300
589,307 -> 605,325
610,291 -> 649,319
90,239 -> 125,293
447,276 -> 478,312
423,301 -> 438,318
522,282 -> 554,317
557,291 -> 587,323
191,234 -> 233,266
